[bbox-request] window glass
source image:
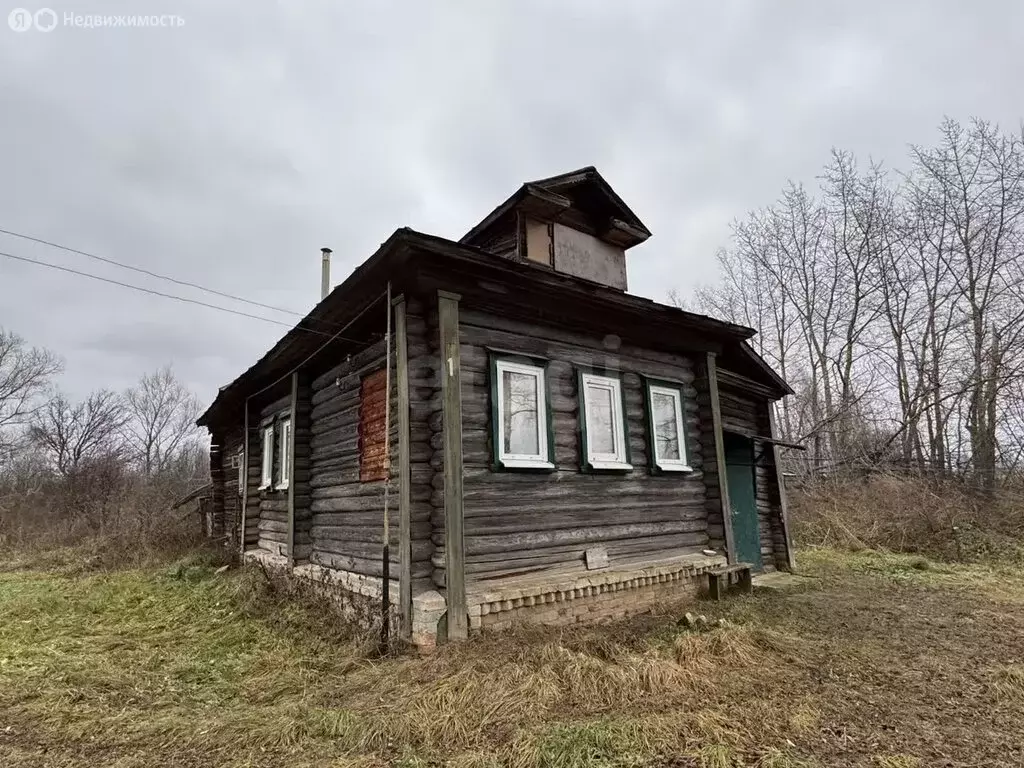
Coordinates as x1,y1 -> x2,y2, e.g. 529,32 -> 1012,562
278,419 -> 291,488
647,383 -> 691,471
503,369 -> 540,456
260,425 -> 274,488
652,391 -> 681,460
493,358 -> 551,468
586,382 -> 616,456
580,372 -> 629,469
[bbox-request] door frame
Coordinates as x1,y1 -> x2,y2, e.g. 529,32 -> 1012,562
723,432 -> 763,570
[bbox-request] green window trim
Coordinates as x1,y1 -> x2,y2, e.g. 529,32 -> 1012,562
488,352 -> 556,471
642,376 -> 694,474
258,409 -> 292,491
576,366 -> 632,473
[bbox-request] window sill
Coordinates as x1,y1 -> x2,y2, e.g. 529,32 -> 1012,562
588,460 -> 633,471
655,464 -> 693,473
274,483 -> 290,491
499,458 -> 555,470
257,483 -> 272,491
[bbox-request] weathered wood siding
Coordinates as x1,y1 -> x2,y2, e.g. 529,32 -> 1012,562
292,373 -> 313,562
441,309 -> 708,586
209,437 -> 224,540
257,393 -> 291,556
307,312 -> 436,581
694,358 -> 725,553
359,369 -> 390,482
242,402 -> 261,550
221,427 -> 244,547
475,226 -> 518,261
407,299 -> 440,591
717,387 -> 787,570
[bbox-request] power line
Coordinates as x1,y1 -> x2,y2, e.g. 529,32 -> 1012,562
0,226 -> 306,318
0,250 -> 357,339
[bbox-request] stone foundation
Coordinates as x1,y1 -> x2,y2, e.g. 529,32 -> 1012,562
242,549 -> 726,647
242,549 -> 443,646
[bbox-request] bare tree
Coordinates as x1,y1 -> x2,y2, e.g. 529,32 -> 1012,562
910,119 -> 1024,487
30,390 -> 127,476
686,118 -> 1024,486
0,328 -> 61,463
124,366 -> 203,476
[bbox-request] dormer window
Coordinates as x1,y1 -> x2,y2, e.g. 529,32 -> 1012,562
523,218 -> 553,266
460,167 -> 651,292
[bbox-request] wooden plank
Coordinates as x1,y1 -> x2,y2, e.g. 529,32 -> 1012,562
287,372 -> 298,563
239,404 -> 249,555
394,295 -> 413,639
359,368 -> 389,481
706,351 -> 736,563
767,404 -> 796,571
438,289 -> 467,641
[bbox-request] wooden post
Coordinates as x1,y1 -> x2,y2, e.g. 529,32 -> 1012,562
706,352 -> 736,564
238,405 -> 248,557
768,404 -> 797,571
209,436 -> 224,540
393,294 -> 413,639
287,372 -> 298,564
438,290 -> 467,641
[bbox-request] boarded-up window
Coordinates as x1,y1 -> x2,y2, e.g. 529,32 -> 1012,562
524,218 -> 553,265
359,368 -> 389,482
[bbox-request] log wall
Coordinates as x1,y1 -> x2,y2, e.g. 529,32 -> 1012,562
694,357 -> 725,552
446,309 -> 709,586
307,302 -> 436,583
717,387 -> 788,570
257,392 -> 292,557
292,372 -> 313,563
241,401 -> 261,550
221,427 -> 244,547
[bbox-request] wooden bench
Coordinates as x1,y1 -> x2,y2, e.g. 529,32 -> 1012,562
707,563 -> 753,600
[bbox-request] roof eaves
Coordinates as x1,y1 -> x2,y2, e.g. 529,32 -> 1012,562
197,228 -> 414,427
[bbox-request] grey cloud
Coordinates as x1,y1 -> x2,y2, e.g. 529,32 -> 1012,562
1,0 -> 1021,400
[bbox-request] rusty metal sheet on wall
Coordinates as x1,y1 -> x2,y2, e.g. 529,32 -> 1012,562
359,368 -> 389,482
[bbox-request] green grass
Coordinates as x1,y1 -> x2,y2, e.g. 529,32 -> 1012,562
2,547 -> 1024,767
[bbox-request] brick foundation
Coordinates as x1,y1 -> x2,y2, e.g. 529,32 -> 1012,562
243,549 -> 726,646
468,553 -> 725,633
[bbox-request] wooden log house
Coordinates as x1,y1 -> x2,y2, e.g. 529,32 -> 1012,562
197,167 -> 794,647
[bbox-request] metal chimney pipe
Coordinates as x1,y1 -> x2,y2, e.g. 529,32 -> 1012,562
320,247 -> 332,300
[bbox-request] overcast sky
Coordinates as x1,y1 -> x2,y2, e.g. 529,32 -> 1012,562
1,1 -> 1021,405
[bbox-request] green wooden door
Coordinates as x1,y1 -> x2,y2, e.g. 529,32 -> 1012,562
724,434 -> 763,569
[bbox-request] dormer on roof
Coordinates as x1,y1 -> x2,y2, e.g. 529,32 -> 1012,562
460,166 -> 651,291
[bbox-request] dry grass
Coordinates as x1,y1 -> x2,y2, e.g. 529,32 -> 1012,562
3,547 -> 1024,766
791,474 -> 1024,563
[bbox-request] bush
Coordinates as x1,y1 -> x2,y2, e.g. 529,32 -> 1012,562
790,472 -> 1024,563
0,463 -> 207,568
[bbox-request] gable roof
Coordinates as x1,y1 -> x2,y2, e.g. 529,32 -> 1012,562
197,227 -> 779,427
460,166 -> 652,249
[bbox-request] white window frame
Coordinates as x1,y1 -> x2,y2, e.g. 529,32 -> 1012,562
494,358 -> 553,469
579,371 -> 631,471
237,448 -> 245,496
259,424 -> 274,489
275,418 -> 291,490
647,383 -> 691,472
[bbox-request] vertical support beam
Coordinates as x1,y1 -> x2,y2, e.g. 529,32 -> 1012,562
768,404 -> 797,571
287,372 -> 298,564
209,435 -> 224,540
706,351 -> 736,564
393,294 -> 413,639
239,403 -> 250,556
437,290 -> 467,641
